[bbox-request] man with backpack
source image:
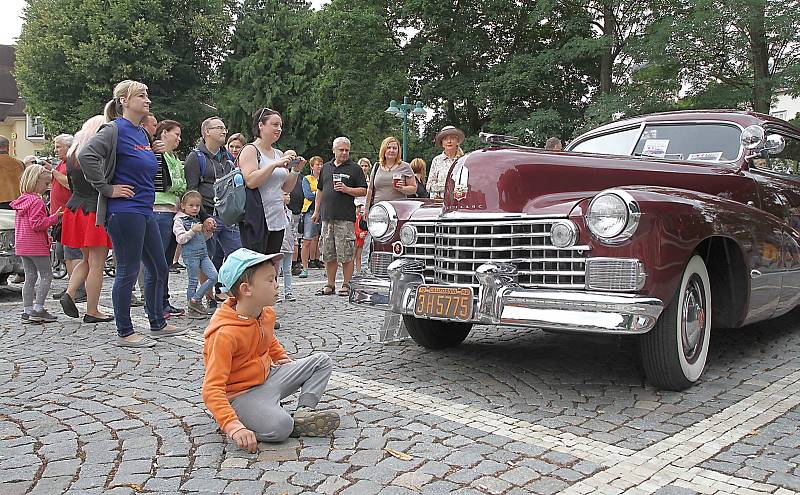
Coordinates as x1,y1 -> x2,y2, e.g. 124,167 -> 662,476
184,116 -> 242,308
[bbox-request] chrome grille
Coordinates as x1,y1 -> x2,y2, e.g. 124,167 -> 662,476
401,219 -> 588,289
369,251 -> 395,278
586,258 -> 644,291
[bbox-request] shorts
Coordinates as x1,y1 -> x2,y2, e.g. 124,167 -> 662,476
303,210 -> 321,240
321,220 -> 355,263
64,245 -> 83,260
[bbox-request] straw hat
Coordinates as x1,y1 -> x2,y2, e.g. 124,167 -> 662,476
434,126 -> 465,147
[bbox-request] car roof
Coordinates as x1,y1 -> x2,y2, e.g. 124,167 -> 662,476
581,110 -> 799,137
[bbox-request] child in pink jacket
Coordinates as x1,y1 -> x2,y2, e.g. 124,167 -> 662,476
11,164 -> 63,323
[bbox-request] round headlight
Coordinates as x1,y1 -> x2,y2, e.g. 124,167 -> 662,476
400,224 -> 417,246
367,202 -> 398,241
587,193 -> 633,241
550,221 -> 577,248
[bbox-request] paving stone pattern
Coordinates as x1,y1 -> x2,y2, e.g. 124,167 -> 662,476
0,268 -> 799,494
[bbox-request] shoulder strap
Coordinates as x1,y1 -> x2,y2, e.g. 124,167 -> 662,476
194,149 -> 207,177
233,143 -> 261,169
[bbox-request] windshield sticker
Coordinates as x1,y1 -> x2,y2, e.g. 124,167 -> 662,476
664,153 -> 684,160
687,152 -> 724,161
642,139 -> 670,158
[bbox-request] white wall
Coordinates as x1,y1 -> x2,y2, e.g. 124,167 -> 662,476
771,93 -> 800,122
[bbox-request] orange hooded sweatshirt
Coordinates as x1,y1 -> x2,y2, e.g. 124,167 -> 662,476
202,298 -> 288,436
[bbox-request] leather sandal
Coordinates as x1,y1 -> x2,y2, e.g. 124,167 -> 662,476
315,285 -> 335,296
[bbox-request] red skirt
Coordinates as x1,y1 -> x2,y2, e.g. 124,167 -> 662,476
61,207 -> 113,249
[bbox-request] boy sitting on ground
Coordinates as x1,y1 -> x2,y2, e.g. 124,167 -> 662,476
202,248 -> 340,452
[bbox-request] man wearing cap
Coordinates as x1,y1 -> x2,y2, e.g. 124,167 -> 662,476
427,126 -> 466,200
202,248 -> 340,452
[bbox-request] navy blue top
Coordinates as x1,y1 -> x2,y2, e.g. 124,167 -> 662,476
107,118 -> 158,216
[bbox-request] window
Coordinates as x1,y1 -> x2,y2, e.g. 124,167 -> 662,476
569,126 -> 641,155
26,115 -> 45,140
772,110 -> 788,121
631,123 -> 742,162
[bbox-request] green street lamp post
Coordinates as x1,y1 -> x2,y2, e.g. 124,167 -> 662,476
385,97 -> 426,162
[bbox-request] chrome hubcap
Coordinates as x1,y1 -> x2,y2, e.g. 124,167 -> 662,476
681,275 -> 706,363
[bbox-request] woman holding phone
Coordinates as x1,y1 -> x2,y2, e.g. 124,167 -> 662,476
237,107 -> 306,255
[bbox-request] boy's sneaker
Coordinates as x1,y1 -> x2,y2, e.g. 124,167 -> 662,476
131,294 -> 144,307
187,300 -> 207,319
290,408 -> 340,438
21,312 -> 34,324
285,292 -> 296,302
298,269 -> 308,279
29,309 -> 58,323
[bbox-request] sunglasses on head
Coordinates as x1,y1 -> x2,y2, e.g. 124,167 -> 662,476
257,107 -> 275,122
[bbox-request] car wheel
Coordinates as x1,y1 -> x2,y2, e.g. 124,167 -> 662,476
52,261 -> 67,280
640,254 -> 711,391
402,315 -> 472,350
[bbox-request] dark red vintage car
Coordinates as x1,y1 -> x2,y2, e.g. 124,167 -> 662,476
350,110 -> 800,390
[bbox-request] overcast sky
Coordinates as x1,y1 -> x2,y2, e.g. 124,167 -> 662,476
0,0 -> 330,45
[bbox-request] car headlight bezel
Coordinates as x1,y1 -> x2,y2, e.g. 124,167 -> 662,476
367,202 -> 398,242
586,190 -> 640,244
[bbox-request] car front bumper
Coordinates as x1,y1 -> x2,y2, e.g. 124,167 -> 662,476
350,259 -> 664,334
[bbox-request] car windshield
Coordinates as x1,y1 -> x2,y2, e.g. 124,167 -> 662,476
570,123 -> 742,163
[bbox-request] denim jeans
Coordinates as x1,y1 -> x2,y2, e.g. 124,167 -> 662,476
105,212 -> 168,336
207,216 -> 242,269
147,211 -> 178,308
185,253 -> 218,301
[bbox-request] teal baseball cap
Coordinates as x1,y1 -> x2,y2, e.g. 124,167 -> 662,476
218,248 -> 283,292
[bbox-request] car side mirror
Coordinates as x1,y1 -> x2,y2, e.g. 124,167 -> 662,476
764,134 -> 785,155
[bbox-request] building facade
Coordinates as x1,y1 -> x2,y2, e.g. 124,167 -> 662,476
0,45 -> 45,159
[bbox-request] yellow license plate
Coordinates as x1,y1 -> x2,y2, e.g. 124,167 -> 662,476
414,285 -> 473,321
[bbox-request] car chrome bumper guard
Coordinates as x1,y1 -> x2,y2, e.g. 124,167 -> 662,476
350,259 -> 664,334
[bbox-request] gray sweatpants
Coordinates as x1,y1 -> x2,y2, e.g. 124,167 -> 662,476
230,353 -> 333,442
21,256 -> 53,309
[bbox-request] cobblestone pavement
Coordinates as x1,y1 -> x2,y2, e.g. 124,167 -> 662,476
1,266 -> 799,494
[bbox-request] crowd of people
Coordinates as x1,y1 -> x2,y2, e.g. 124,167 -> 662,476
1,78 -> 573,449
1,78 -> 474,350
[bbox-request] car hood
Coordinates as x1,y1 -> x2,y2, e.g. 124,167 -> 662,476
441,148 -> 753,216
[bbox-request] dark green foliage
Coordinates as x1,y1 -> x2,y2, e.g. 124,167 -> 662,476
15,0 -> 234,151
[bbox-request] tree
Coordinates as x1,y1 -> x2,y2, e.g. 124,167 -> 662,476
649,0 -> 800,113
15,0 -> 234,144
216,0 -> 331,158
315,0 -> 409,159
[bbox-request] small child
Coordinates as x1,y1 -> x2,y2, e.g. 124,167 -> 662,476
11,165 -> 63,323
279,192 -> 296,302
202,248 -> 340,452
173,191 -> 218,319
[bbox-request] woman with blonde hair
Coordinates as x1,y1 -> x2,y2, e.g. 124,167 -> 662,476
427,126 -> 465,199
364,136 -> 416,211
409,158 -> 428,198
58,115 -> 114,323
80,80 -> 183,347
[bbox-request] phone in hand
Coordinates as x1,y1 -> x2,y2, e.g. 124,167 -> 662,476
287,157 -> 302,168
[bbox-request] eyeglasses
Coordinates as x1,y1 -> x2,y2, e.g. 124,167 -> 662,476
208,125 -> 227,132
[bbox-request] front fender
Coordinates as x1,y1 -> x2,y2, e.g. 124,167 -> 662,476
573,186 -> 770,310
